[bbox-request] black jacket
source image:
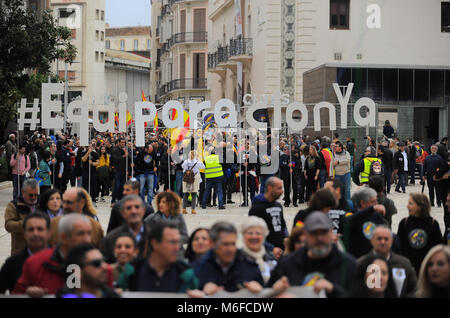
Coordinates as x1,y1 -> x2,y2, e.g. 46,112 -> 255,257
249,194 -> 288,249
0,248 -> 30,293
393,150 -> 409,173
423,154 -> 444,178
193,249 -> 264,292
343,206 -> 388,258
106,202 -> 154,234
379,148 -> 393,171
268,245 -> 357,298
111,147 -> 127,173
397,216 -> 443,274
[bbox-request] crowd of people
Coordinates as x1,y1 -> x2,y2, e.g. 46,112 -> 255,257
0,126 -> 448,298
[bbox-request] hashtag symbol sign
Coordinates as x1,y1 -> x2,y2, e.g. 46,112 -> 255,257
18,98 -> 40,131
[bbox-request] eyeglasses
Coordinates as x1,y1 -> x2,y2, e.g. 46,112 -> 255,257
83,258 -> 105,268
63,200 -> 75,205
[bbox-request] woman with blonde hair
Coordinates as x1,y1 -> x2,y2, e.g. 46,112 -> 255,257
304,145 -> 321,201
416,245 -> 450,298
181,150 -> 205,214
144,191 -> 189,258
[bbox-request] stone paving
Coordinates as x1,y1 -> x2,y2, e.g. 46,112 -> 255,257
0,181 -> 446,266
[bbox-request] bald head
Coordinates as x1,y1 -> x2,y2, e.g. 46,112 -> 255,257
265,177 -> 283,202
63,187 -> 86,214
370,226 -> 393,258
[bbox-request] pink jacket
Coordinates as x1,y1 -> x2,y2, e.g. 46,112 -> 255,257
10,154 -> 30,176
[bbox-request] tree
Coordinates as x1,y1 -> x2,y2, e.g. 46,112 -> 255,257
0,0 -> 77,141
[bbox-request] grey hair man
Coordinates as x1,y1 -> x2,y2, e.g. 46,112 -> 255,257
101,195 -> 150,263
193,221 -> 264,295
343,188 -> 388,258
4,179 -> 40,255
358,225 -> 418,297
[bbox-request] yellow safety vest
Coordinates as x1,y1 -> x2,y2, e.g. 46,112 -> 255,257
204,154 -> 224,179
360,157 -> 382,183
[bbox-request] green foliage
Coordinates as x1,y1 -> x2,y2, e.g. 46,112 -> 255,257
0,0 -> 77,140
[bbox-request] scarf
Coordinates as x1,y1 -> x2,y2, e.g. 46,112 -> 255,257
242,244 -> 269,283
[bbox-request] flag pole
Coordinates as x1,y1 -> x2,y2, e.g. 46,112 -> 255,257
168,129 -> 171,191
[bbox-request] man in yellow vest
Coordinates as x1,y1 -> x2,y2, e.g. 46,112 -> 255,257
352,147 -> 383,186
202,148 -> 225,210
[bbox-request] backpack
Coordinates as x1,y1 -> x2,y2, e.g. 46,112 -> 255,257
183,162 -> 198,184
369,160 -> 385,178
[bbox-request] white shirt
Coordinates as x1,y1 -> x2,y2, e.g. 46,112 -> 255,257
401,151 -> 408,171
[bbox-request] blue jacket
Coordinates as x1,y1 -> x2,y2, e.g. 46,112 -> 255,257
423,154 -> 444,177
193,249 -> 264,292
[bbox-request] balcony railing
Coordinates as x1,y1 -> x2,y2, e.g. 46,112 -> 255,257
170,78 -> 207,91
161,42 -> 170,55
208,51 -> 219,69
159,78 -> 207,97
229,37 -> 253,56
169,32 -> 207,48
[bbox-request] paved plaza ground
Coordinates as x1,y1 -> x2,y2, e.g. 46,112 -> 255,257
0,181 -> 446,265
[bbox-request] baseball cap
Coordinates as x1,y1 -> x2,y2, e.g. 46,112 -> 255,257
304,212 -> 332,232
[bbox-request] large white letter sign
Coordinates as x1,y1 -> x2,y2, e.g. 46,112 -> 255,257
313,102 -> 337,131
333,83 -> 354,129
118,92 -> 128,132
246,102 -> 267,129
162,101 -> 184,129
66,100 -> 89,146
189,100 -> 210,129
215,99 -> 237,128
41,83 -> 64,130
286,102 -> 308,132
354,97 -> 376,127
93,105 -> 114,132
135,101 -> 157,147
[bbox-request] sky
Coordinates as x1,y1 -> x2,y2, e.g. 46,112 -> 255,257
105,0 -> 151,27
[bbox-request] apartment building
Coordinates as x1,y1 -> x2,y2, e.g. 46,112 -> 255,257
208,0 -> 450,148
49,0 -> 106,110
105,26 -> 151,58
151,0 -> 209,106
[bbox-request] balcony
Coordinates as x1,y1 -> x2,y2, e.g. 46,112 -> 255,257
170,78 -> 207,91
208,51 -> 226,78
161,42 -> 170,55
169,32 -> 207,48
159,78 -> 207,98
229,37 -> 253,67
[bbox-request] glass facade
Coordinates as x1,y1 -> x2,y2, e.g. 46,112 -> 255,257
336,67 -> 450,105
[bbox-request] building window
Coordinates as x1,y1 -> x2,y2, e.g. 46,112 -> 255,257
134,39 -> 139,50
101,10 -> 105,21
330,0 -> 350,29
101,31 -> 104,41
101,52 -> 104,62
147,39 -> 151,50
59,8 -> 76,19
96,30 -> 99,41
120,40 -> 125,51
442,2 -> 450,32
106,40 -> 110,49
95,51 -> 99,62
96,9 -> 99,20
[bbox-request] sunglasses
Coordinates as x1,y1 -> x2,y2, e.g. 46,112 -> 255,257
83,258 -> 105,268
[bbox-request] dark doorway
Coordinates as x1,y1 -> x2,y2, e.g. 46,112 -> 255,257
414,108 -> 439,148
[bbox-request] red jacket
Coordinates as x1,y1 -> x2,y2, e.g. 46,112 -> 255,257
12,248 -> 65,295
